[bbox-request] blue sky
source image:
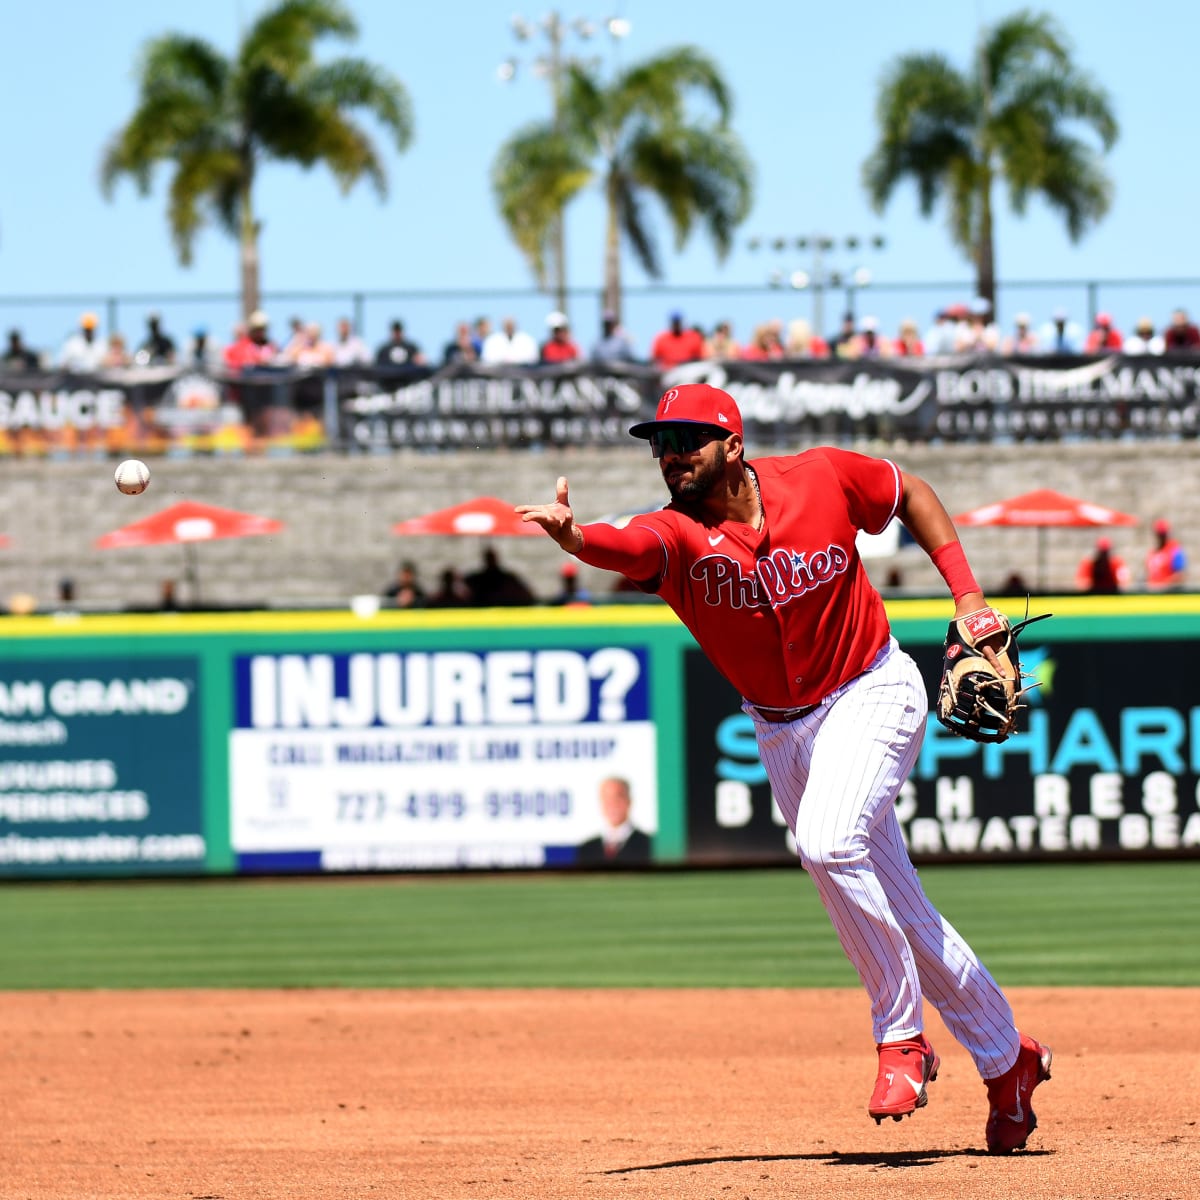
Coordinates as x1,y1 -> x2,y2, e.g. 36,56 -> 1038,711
0,0 -> 1195,359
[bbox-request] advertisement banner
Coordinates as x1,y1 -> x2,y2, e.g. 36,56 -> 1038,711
0,656 -> 205,876
335,361 -> 660,450
8,352 -> 1200,456
684,634 -> 1200,862
228,645 -> 659,871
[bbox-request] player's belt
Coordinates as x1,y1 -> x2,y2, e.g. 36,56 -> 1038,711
752,703 -> 818,723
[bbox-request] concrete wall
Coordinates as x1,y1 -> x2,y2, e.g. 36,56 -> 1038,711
0,440 -> 1192,612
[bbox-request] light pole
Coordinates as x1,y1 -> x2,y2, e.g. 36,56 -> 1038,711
750,233 -> 886,335
499,12 -> 631,319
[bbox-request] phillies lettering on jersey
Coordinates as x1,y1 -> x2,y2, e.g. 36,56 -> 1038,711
690,543 -> 852,609
629,447 -> 902,708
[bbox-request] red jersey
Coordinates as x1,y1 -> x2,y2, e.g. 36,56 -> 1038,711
651,328 -> 706,367
578,448 -> 900,708
541,338 -> 581,363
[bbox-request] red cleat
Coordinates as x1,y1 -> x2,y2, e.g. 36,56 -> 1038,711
985,1033 -> 1053,1154
868,1035 -> 940,1123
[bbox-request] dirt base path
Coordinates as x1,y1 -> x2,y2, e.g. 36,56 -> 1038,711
3,987 -> 1195,1200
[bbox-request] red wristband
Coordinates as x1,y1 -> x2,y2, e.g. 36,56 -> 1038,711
931,541 -> 980,601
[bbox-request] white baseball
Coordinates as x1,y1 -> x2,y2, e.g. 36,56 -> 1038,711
114,459 -> 151,496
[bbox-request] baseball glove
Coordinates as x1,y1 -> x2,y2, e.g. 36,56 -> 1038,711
936,607 -> 1050,744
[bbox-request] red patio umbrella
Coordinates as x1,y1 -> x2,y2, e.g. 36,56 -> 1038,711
953,488 -> 1139,591
391,495 -> 543,538
95,500 -> 285,602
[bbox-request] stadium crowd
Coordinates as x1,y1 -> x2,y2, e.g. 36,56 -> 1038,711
4,300 -> 1200,377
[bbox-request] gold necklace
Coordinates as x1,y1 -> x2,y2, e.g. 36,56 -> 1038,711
747,466 -> 764,531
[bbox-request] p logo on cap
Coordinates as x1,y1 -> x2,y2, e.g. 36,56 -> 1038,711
629,383 -> 744,441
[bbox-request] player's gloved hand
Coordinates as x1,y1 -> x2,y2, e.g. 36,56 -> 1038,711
936,607 -> 1049,743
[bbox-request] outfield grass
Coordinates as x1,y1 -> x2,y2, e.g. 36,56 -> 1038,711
0,861 -> 1195,990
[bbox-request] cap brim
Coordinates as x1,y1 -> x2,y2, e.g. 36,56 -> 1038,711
629,418 -> 731,440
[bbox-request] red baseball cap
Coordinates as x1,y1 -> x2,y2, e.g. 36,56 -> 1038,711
1153,518 -> 1171,535
629,383 -> 744,441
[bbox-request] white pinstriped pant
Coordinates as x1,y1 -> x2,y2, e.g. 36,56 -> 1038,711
747,638 -> 1020,1079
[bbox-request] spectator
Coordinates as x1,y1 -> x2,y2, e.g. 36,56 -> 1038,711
540,312 -> 582,364
101,331 -> 132,369
576,776 -> 651,865
381,560 -> 426,608
892,317 -> 924,358
58,311 -> 108,373
995,570 -> 1033,597
1075,536 -> 1130,594
375,319 -> 426,367
2,329 -> 41,371
471,316 -> 492,357
223,311 -> 278,372
649,310 -> 707,369
955,298 -> 1000,354
280,321 -> 335,368
1084,312 -> 1123,353
1124,317 -> 1165,356
1145,518 -> 1187,591
828,312 -> 860,359
922,305 -> 964,355
1162,308 -> 1200,352
280,315 -> 307,360
1001,312 -> 1040,355
550,559 -> 592,606
183,326 -> 223,372
590,310 -> 638,364
135,311 -> 177,366
442,321 -> 478,366
464,546 -> 536,606
1037,309 -> 1084,354
740,320 -> 785,361
481,315 -> 538,365
331,317 -> 372,367
705,319 -> 741,361
784,317 -> 829,359
854,316 -> 891,359
427,566 -> 473,608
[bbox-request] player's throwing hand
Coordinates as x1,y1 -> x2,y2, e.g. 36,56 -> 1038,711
516,476 -> 583,554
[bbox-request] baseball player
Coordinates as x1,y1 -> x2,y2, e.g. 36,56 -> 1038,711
516,382 -> 1051,1153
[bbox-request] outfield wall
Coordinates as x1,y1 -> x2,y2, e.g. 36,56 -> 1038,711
1,598 -> 1198,878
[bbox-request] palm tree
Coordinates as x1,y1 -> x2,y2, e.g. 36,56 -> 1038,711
492,46 -> 753,323
100,0 -> 413,319
862,8 -> 1118,308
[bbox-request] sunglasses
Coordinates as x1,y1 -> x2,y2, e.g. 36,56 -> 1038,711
648,425 -> 725,459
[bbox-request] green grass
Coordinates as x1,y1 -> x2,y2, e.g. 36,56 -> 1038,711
0,861 -> 1195,990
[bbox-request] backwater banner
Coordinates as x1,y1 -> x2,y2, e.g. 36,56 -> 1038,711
683,630 -> 1200,862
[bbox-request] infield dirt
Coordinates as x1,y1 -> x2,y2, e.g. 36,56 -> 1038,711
4,987 -> 1194,1199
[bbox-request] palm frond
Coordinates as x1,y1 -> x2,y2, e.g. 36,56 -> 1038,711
615,175 -> 660,278
304,57 -> 415,149
166,147 -> 243,263
239,0 -> 355,79
492,123 -> 592,285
